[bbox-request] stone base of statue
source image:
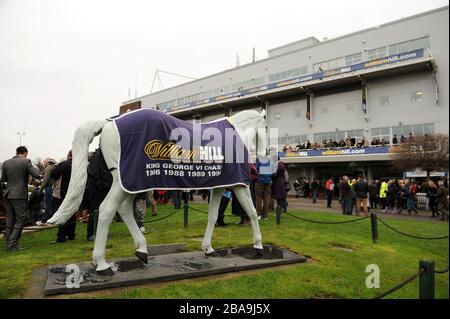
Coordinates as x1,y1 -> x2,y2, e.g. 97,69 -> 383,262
30,244 -> 307,297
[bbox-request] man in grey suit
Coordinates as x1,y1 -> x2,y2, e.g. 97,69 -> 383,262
0,146 -> 40,251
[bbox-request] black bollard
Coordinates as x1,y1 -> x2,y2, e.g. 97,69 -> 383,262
370,213 -> 378,243
184,191 -> 189,228
419,260 -> 435,299
276,207 -> 281,225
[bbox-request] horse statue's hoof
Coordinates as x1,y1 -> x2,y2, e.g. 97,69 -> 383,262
205,251 -> 219,257
135,251 -> 148,264
96,267 -> 114,277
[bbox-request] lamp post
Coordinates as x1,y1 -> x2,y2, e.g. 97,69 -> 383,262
17,132 -> 25,146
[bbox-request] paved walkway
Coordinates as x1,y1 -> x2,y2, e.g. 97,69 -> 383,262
284,196 -> 447,222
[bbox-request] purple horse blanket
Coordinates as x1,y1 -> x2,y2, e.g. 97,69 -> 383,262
111,109 -> 250,193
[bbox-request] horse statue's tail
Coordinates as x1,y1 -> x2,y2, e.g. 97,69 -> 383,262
47,119 -> 108,225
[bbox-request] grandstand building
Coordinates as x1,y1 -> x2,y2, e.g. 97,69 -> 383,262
121,6 -> 449,189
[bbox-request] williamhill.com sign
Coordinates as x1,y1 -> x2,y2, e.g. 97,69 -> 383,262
282,146 -> 390,158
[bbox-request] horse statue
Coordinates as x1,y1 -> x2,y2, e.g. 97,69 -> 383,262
47,108 -> 268,275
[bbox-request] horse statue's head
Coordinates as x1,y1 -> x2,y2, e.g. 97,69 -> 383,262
227,109 -> 267,160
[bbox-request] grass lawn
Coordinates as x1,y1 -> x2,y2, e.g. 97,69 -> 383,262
0,202 -> 448,299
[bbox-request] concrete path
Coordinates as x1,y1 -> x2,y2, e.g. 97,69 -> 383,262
284,197 -> 447,222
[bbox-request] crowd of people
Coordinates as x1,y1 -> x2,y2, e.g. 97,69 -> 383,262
0,146 -> 194,251
0,145 -> 448,252
293,175 -> 449,219
282,132 -> 419,152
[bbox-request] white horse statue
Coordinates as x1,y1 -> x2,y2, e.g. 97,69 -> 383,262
47,109 -> 267,275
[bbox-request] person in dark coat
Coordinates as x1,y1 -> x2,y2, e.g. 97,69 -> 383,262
51,150 -> 75,243
272,160 -> 287,213
369,180 -> 378,209
311,179 -> 320,203
86,148 -> 112,242
436,181 -> 449,221
28,180 -> 44,225
1,146 -> 41,251
302,178 -> 310,199
340,176 -> 353,215
216,189 -> 231,227
426,180 -> 439,218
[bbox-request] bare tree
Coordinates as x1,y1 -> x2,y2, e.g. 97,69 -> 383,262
33,157 -> 45,173
391,134 -> 449,181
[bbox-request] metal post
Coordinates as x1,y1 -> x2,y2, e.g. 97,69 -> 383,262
419,260 -> 435,299
370,213 -> 378,243
276,206 -> 281,225
183,191 -> 189,228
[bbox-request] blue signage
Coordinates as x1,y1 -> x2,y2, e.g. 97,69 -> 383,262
280,146 -> 390,158
172,49 -> 425,111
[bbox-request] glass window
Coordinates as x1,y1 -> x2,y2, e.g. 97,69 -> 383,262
412,124 -> 424,136
423,123 -> 435,134
232,77 -> 265,91
202,86 -> 229,99
313,57 -> 344,72
411,91 -> 423,103
388,43 -> 399,55
380,127 -> 390,135
392,126 -> 401,136
388,36 -> 430,55
398,41 -> 409,53
369,47 -> 387,60
402,125 -> 413,135
347,129 -> 364,143
268,66 -> 308,83
345,53 -> 362,66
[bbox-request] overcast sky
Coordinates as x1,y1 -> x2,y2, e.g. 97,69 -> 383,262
0,0 -> 448,162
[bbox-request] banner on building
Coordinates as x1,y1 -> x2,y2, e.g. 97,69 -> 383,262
280,146 -> 390,158
172,49 -> 425,111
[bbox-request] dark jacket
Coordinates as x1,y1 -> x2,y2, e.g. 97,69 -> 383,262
0,156 -> 40,200
272,161 -> 286,200
353,179 -> 369,198
340,181 -> 353,197
29,187 -> 44,211
369,183 -> 378,198
51,159 -> 72,200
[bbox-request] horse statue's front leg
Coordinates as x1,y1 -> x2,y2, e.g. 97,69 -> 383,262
202,187 -> 224,256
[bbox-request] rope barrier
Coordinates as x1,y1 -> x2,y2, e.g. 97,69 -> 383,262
373,267 -> 425,299
377,216 -> 449,240
188,206 -> 209,215
284,211 -> 370,224
434,267 -> 449,274
142,209 -> 180,224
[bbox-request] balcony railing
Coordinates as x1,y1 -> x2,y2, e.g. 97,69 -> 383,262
164,48 -> 430,113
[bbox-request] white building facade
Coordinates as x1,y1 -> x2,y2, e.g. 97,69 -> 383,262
121,6 -> 449,190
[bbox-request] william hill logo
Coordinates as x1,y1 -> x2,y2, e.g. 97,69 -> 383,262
144,140 -> 224,162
